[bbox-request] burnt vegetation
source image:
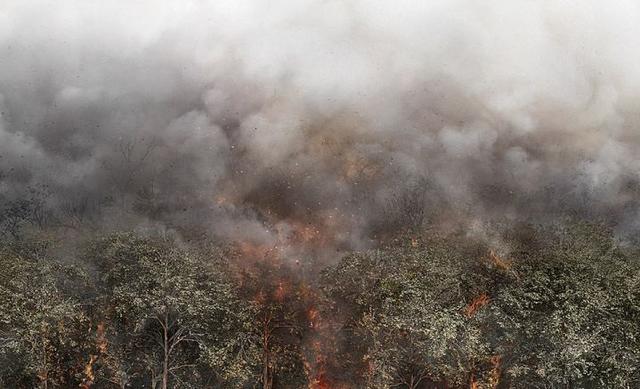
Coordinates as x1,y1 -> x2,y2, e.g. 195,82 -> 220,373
0,195 -> 639,388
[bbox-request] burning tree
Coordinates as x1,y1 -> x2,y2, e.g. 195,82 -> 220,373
237,261 -> 311,389
2,218 -> 640,388
321,235 -> 499,388
487,223 -> 640,388
85,233 -> 257,388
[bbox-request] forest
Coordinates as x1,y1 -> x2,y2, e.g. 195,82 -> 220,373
3,1 -> 640,388
1,207 -> 639,388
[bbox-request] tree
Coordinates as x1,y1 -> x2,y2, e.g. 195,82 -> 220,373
489,223 -> 640,388
320,223 -> 640,388
236,261 -> 310,389
321,235 -> 496,388
0,238 -> 91,388
85,233 -> 256,388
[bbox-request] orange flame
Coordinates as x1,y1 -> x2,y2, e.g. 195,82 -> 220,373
463,293 -> 490,317
307,308 -> 320,328
80,322 -> 108,388
488,355 -> 501,389
229,215 -> 349,388
487,249 -> 511,271
237,241 -> 277,261
80,355 -> 97,389
274,280 -> 288,302
96,322 -> 107,354
342,152 -> 380,181
215,195 -> 228,205
468,355 -> 501,389
303,301 -> 352,389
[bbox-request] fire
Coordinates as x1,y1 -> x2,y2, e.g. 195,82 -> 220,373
274,280 -> 288,302
96,322 -> 107,354
307,307 -> 320,328
215,195 -> 227,205
463,293 -> 490,317
80,355 -> 97,389
80,322 -> 108,388
468,355 -> 501,389
232,217 -> 336,266
303,304 -> 330,388
488,355 -> 501,388
487,249 -> 511,271
236,241 -> 280,264
302,298 -> 353,389
274,219 -> 330,249
229,212 -> 349,388
293,224 -> 323,245
37,370 -> 48,385
254,290 -> 267,305
307,339 -> 330,389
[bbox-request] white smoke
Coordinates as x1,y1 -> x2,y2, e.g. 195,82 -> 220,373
1,0 -> 640,244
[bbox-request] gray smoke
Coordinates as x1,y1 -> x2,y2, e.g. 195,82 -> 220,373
1,0 -> 640,250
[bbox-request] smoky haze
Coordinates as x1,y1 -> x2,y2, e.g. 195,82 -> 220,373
1,0 -> 640,251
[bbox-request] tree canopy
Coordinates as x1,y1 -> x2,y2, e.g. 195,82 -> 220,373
1,223 -> 639,388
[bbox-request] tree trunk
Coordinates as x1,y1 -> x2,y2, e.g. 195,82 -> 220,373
262,317 -> 272,389
262,342 -> 272,389
150,367 -> 158,389
409,375 -> 417,389
40,335 -> 48,389
262,356 -> 271,389
162,313 -> 169,389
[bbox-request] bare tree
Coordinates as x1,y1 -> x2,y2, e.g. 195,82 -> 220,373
103,136 -> 157,210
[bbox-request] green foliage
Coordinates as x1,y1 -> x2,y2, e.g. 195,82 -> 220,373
490,223 -> 640,388
0,240 -> 91,388
1,222 -> 639,388
321,223 -> 640,388
85,233 -> 258,388
322,236 -> 494,388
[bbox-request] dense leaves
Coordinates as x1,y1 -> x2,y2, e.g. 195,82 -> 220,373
1,223 -> 639,388
321,224 -> 640,388
0,239 -> 91,388
85,234 -> 259,388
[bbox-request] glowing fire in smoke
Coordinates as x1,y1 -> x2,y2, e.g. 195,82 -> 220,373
274,280 -> 288,302
304,305 -> 332,389
216,177 -> 355,389
215,195 -> 228,205
487,249 -> 511,271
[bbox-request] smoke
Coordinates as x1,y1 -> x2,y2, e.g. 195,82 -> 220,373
1,0 -> 640,249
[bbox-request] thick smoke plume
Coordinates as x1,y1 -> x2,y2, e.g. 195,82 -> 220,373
1,0 -> 640,252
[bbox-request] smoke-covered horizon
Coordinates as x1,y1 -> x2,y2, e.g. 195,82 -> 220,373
2,0 -> 640,251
